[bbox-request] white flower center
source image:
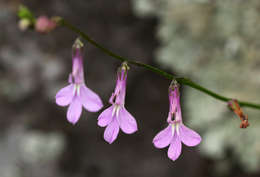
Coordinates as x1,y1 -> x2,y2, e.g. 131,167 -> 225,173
171,124 -> 175,136
171,122 -> 180,136
73,84 -> 81,96
112,104 -> 121,118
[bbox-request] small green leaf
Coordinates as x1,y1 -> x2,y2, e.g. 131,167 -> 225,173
17,5 -> 35,23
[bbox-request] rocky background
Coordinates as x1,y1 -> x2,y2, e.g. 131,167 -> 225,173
0,0 -> 259,177
133,0 -> 260,175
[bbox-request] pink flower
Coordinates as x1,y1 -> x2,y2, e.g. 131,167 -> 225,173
98,62 -> 138,144
55,39 -> 103,124
153,81 -> 201,161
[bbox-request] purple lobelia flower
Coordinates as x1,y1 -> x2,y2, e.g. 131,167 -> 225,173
97,62 -> 138,144
153,81 -> 201,161
55,38 -> 103,124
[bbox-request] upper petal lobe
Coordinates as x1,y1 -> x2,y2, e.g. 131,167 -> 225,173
55,84 -> 74,106
153,125 -> 173,149
179,124 -> 201,147
79,85 -> 103,112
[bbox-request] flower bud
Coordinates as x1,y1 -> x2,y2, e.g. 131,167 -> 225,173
228,99 -> 249,128
35,16 -> 56,34
18,19 -> 31,31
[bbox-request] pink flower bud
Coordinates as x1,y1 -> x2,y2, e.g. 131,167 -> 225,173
35,16 -> 56,34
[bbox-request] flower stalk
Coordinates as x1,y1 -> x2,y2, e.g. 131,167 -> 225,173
17,6 -> 260,111
57,19 -> 260,110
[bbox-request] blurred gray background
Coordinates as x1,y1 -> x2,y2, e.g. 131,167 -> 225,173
0,0 -> 259,177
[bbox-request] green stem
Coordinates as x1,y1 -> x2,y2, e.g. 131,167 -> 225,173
59,19 -> 260,110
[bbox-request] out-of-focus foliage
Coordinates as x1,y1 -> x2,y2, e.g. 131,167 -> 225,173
133,0 -> 260,174
17,5 -> 35,22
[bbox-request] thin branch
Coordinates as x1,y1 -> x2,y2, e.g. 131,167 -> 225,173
59,18 -> 260,110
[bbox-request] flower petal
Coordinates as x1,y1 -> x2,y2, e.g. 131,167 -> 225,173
104,119 -> 120,144
98,105 -> 114,127
153,125 -> 173,149
55,84 -> 74,106
167,133 -> 182,161
67,97 -> 82,124
79,85 -> 103,112
179,124 -> 201,147
118,107 -> 138,134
